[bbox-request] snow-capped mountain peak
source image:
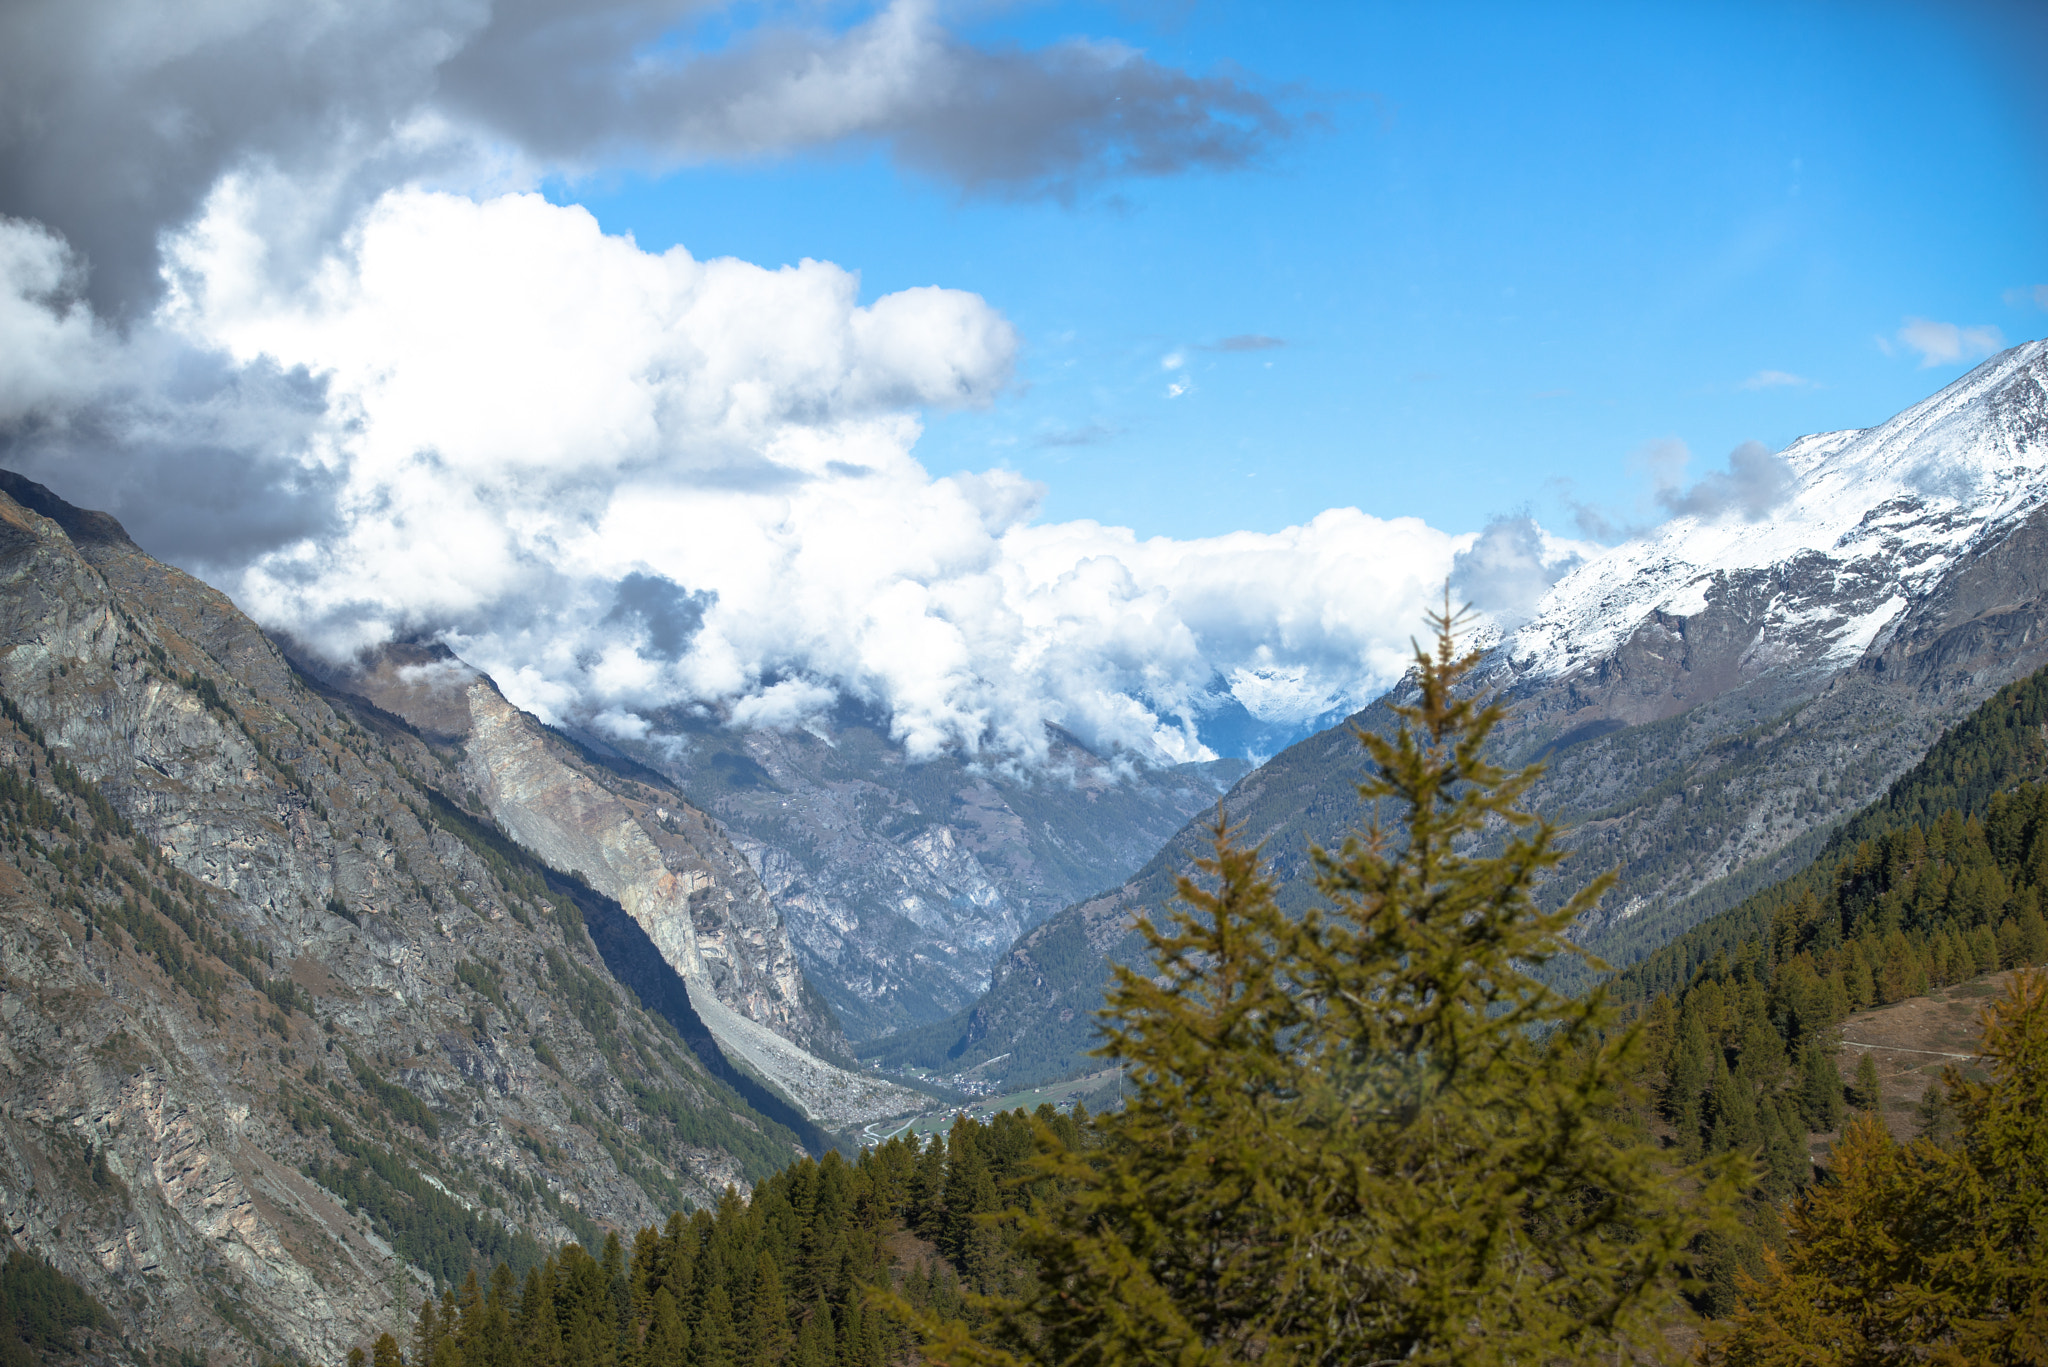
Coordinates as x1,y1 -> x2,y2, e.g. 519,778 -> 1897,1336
1509,339 -> 2048,685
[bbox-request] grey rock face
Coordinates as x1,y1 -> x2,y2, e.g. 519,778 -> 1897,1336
610,713 -> 1248,1040
297,646 -> 920,1127
0,473 -> 802,1365
1479,340 -> 2048,954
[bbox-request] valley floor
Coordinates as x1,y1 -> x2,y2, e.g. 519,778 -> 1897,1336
861,1066 -> 1121,1145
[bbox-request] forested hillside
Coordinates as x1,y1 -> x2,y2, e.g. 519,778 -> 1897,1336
346,1110 -> 1078,1367
1614,659 -> 2048,998
1608,660 -> 2048,1303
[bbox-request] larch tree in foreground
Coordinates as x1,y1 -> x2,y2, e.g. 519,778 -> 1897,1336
918,604 -> 1744,1367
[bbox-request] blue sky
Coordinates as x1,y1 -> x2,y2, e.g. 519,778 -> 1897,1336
560,0 -> 2048,539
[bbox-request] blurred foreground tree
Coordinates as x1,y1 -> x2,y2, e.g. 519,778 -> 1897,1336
1711,970 -> 2048,1366
917,604 -> 1745,1367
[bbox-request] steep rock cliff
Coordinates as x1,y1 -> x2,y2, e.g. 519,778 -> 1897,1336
0,472 -> 813,1365
295,646 -> 919,1127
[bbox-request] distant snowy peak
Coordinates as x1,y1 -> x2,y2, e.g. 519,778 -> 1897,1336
1508,339 -> 2048,683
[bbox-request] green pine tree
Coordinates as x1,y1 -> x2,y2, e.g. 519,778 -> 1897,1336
1668,1012 -> 1714,1159
453,1268 -> 486,1364
517,1264 -> 565,1367
431,1290 -> 463,1367
1796,1042 -> 1845,1134
746,1250 -> 792,1367
792,1302 -> 834,1367
908,1136 -> 947,1240
1710,1054 -> 1763,1155
916,602 -> 1747,1366
694,1284 -> 735,1367
1853,1053 -> 1882,1112
645,1288 -> 689,1367
833,1298 -> 864,1367
413,1294 -> 445,1367
2019,906 -> 2048,965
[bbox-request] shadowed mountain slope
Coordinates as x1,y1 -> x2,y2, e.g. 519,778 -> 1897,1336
292,645 -> 922,1128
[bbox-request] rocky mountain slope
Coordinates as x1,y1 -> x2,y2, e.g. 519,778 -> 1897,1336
0,472 -> 856,1365
875,339 -> 2048,1088
295,647 -> 920,1126
599,712 -> 1247,1040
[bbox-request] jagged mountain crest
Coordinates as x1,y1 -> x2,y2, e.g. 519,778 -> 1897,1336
1507,338 -> 2048,705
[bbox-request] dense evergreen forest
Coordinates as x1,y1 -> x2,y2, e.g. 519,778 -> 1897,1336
0,1251 -> 108,1366
347,1109 -> 1080,1367
1617,658 -> 2048,1008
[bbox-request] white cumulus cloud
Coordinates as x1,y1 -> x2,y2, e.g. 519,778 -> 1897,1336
0,217 -> 110,421
0,0 -> 1429,773
96,186 -> 1482,766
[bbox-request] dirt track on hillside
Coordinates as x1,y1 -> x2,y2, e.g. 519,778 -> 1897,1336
1832,969 -> 2023,1142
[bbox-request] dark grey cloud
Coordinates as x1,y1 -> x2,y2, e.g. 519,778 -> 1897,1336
1655,439 -> 1794,521
443,2 -> 1299,200
605,572 -> 716,660
1559,438 -> 1797,543
1449,515 -> 1585,630
0,352 -> 341,572
0,0 -> 1302,317
879,42 -> 1293,200
1205,334 -> 1285,352
0,1 -> 476,317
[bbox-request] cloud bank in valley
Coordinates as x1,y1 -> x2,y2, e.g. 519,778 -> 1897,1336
4,187 -> 1473,764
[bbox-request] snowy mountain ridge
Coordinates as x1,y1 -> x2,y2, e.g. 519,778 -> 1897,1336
1508,339 -> 2048,689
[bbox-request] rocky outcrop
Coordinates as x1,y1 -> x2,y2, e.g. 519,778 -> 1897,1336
610,710 -> 1247,1040
0,471 -> 806,1365
297,645 -> 919,1127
